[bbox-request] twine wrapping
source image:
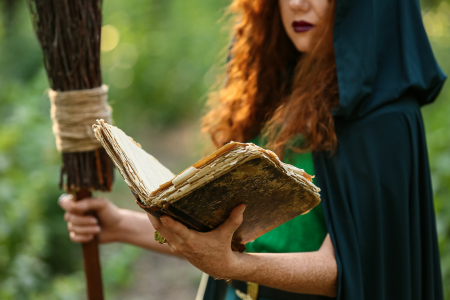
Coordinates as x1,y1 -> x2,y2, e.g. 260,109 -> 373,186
49,85 -> 112,153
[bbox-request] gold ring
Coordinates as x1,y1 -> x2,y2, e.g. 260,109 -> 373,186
154,231 -> 167,244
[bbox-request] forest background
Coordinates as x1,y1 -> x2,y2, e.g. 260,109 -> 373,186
0,0 -> 449,299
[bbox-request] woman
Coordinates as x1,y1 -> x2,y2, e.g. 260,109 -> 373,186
60,0 -> 446,299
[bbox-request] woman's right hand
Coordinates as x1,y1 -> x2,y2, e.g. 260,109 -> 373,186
59,194 -> 124,244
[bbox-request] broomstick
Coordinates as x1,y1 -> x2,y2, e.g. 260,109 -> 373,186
28,1 -> 113,299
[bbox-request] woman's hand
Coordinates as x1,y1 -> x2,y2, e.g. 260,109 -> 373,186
59,194 -> 178,255
147,204 -> 247,278
149,204 -> 337,296
59,194 -> 124,244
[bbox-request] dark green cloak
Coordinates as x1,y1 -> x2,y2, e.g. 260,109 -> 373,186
315,0 -> 446,299
203,0 -> 446,299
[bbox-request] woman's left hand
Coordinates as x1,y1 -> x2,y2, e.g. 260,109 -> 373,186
147,204 -> 246,279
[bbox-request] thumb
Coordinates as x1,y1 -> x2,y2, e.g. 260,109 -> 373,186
216,204 -> 246,239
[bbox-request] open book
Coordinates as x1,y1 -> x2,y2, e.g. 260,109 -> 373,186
93,120 -> 321,251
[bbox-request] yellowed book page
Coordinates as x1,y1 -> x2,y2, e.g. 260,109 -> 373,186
105,124 -> 175,193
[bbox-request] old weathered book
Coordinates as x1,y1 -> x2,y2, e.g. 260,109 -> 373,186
93,120 -> 321,251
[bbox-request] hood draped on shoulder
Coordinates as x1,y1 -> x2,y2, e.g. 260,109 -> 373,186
315,0 -> 446,299
333,0 -> 446,119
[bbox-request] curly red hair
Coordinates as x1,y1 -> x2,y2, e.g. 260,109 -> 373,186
202,0 -> 339,158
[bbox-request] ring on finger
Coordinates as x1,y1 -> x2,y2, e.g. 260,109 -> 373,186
154,230 -> 167,244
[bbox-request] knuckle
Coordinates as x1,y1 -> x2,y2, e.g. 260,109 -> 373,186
170,244 -> 183,254
68,203 -> 79,214
74,216 -> 86,225
81,217 -> 91,225
75,202 -> 87,212
166,222 -> 176,231
75,216 -> 85,225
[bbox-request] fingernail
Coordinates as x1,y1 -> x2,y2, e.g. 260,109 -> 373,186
95,226 -> 101,232
91,218 -> 98,224
241,206 -> 246,214
160,217 -> 167,224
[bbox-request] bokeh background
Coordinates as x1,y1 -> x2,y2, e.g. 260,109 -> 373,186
0,0 -> 449,299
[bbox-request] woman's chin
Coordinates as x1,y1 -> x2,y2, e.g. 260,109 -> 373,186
292,40 -> 312,53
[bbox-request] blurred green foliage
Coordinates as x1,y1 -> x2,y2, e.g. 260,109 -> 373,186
0,0 -> 449,299
422,0 -> 450,10
422,3 -> 450,299
100,0 -> 231,134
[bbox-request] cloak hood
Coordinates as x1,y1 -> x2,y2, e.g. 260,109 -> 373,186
333,0 -> 446,118
315,1 -> 446,299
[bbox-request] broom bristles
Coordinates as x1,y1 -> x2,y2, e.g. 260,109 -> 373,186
29,0 -> 113,192
29,0 -> 103,91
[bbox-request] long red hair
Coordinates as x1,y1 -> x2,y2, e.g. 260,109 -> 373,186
202,0 -> 339,158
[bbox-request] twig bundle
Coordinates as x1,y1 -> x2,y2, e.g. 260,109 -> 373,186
28,1 -> 112,298
29,0 -> 102,91
29,0 -> 113,192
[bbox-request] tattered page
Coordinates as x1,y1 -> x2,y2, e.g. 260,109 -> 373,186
93,120 -> 174,197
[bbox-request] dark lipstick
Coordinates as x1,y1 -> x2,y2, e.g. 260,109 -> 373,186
292,20 -> 314,33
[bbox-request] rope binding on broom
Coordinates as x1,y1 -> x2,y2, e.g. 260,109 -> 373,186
49,85 -> 112,153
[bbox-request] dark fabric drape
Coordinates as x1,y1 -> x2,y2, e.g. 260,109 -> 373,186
316,0 -> 446,299
332,0 -> 445,119
315,98 -> 443,300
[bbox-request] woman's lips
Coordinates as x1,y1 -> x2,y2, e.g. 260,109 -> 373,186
292,21 -> 314,33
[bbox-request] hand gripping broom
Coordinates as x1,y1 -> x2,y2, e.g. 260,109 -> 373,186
28,1 -> 113,299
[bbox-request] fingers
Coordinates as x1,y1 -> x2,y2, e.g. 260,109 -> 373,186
64,212 -> 98,225
59,195 -> 108,215
216,204 -> 246,239
68,221 -> 100,234
59,195 -> 106,243
147,213 -> 162,229
67,222 -> 99,243
66,216 -> 101,243
147,213 -> 183,244
59,194 -> 74,211
160,216 -> 191,241
70,231 -> 94,243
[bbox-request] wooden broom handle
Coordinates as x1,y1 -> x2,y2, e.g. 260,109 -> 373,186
76,190 -> 104,300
